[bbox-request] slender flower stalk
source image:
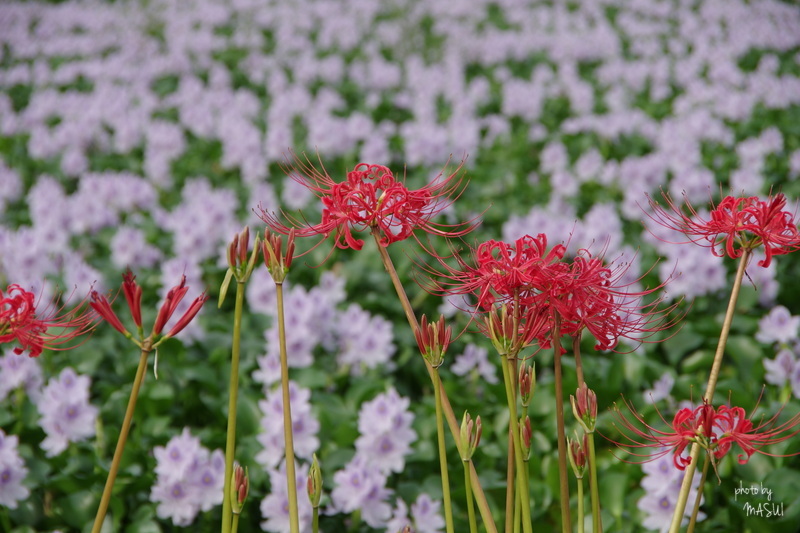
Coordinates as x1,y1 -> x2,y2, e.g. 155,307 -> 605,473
220,228 -> 260,533
567,434 -> 588,533
371,228 -> 498,533
417,314 -> 455,533
262,229 -> 301,533
90,271 -> 207,533
551,316 -> 572,533
687,456 -> 709,533
500,355 -> 533,533
669,250 -> 749,532
92,343 -> 150,533
571,384 -> 601,532
460,412 -> 481,533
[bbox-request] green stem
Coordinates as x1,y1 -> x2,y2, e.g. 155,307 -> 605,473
576,477 -> 585,533
587,433 -> 602,533
221,282 -> 245,533
92,344 -> 151,533
312,507 -> 320,533
433,370 -> 456,533
572,335 -> 584,388
464,461 -> 478,533
552,316 -> 572,533
513,484 -> 521,533
500,356 -> 533,533
505,426 -> 515,533
372,229 -> 498,533
231,514 -> 240,533
276,283 -> 300,533
687,454 -> 710,533
668,250 -> 750,533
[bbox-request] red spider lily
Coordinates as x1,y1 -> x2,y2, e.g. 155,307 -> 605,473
91,270 -> 208,345
713,405 -> 800,465
543,249 -> 680,351
607,399 -> 715,470
607,399 -> 800,471
479,301 -> 552,356
421,233 -> 566,311
257,153 -> 477,253
0,284 -> 97,357
645,191 -> 800,267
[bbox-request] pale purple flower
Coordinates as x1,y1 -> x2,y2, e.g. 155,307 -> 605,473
335,304 -> 396,374
756,306 -> 800,345
355,389 -> 416,475
110,226 -> 162,270
410,494 -> 445,533
37,368 -> 98,456
638,453 -> 704,533
450,343 -> 498,385
0,429 -> 29,509
0,349 -> 43,402
642,373 -> 674,403
150,428 -> 225,526
764,349 -> 796,387
256,381 -> 319,469
331,456 -> 393,527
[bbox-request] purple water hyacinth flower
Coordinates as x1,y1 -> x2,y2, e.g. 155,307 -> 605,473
150,428 -> 224,526
0,429 -> 29,509
260,461 -> 313,533
764,349 -> 796,387
450,343 -> 499,385
756,306 -> 800,345
37,367 -> 98,456
410,494 -> 446,533
331,455 -> 393,527
256,381 -> 319,469
0,349 -> 43,402
335,303 -> 396,374
638,453 -> 704,533
642,373 -> 675,404
110,226 -> 163,270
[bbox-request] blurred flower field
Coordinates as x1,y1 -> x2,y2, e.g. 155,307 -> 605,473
2,0 -> 800,532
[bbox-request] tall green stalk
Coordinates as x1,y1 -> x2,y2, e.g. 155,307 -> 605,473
276,282 -> 301,533
500,356 -> 533,533
552,317 -> 572,533
586,434 -> 602,533
221,283 -> 245,533
463,459 -> 478,533
92,344 -> 151,533
371,229 -> 498,533
668,250 -> 750,533
433,369 -> 456,533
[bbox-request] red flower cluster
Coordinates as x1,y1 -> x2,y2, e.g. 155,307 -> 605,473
424,234 -> 675,352
90,270 -> 208,344
646,191 -> 800,267
610,400 -> 800,470
0,284 -> 96,357
258,154 -> 477,252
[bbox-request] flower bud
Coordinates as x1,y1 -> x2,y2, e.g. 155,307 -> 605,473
414,315 -> 451,368
571,383 -> 597,433
262,229 -> 295,283
519,361 -> 535,407
307,454 -> 322,508
230,463 -> 249,515
567,432 -> 588,479
460,411 -> 482,462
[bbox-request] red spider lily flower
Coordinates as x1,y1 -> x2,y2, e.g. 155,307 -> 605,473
257,153 -> 477,253
567,432 -> 588,478
460,411 -> 482,462
415,314 -> 451,368
645,191 -> 800,267
607,399 -> 716,470
607,398 -> 800,471
1,284 -> 97,357
712,405 -> 800,465
479,301 -> 552,356
519,361 -> 535,407
92,271 -> 208,345
420,233 -> 566,311
544,249 -> 680,352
